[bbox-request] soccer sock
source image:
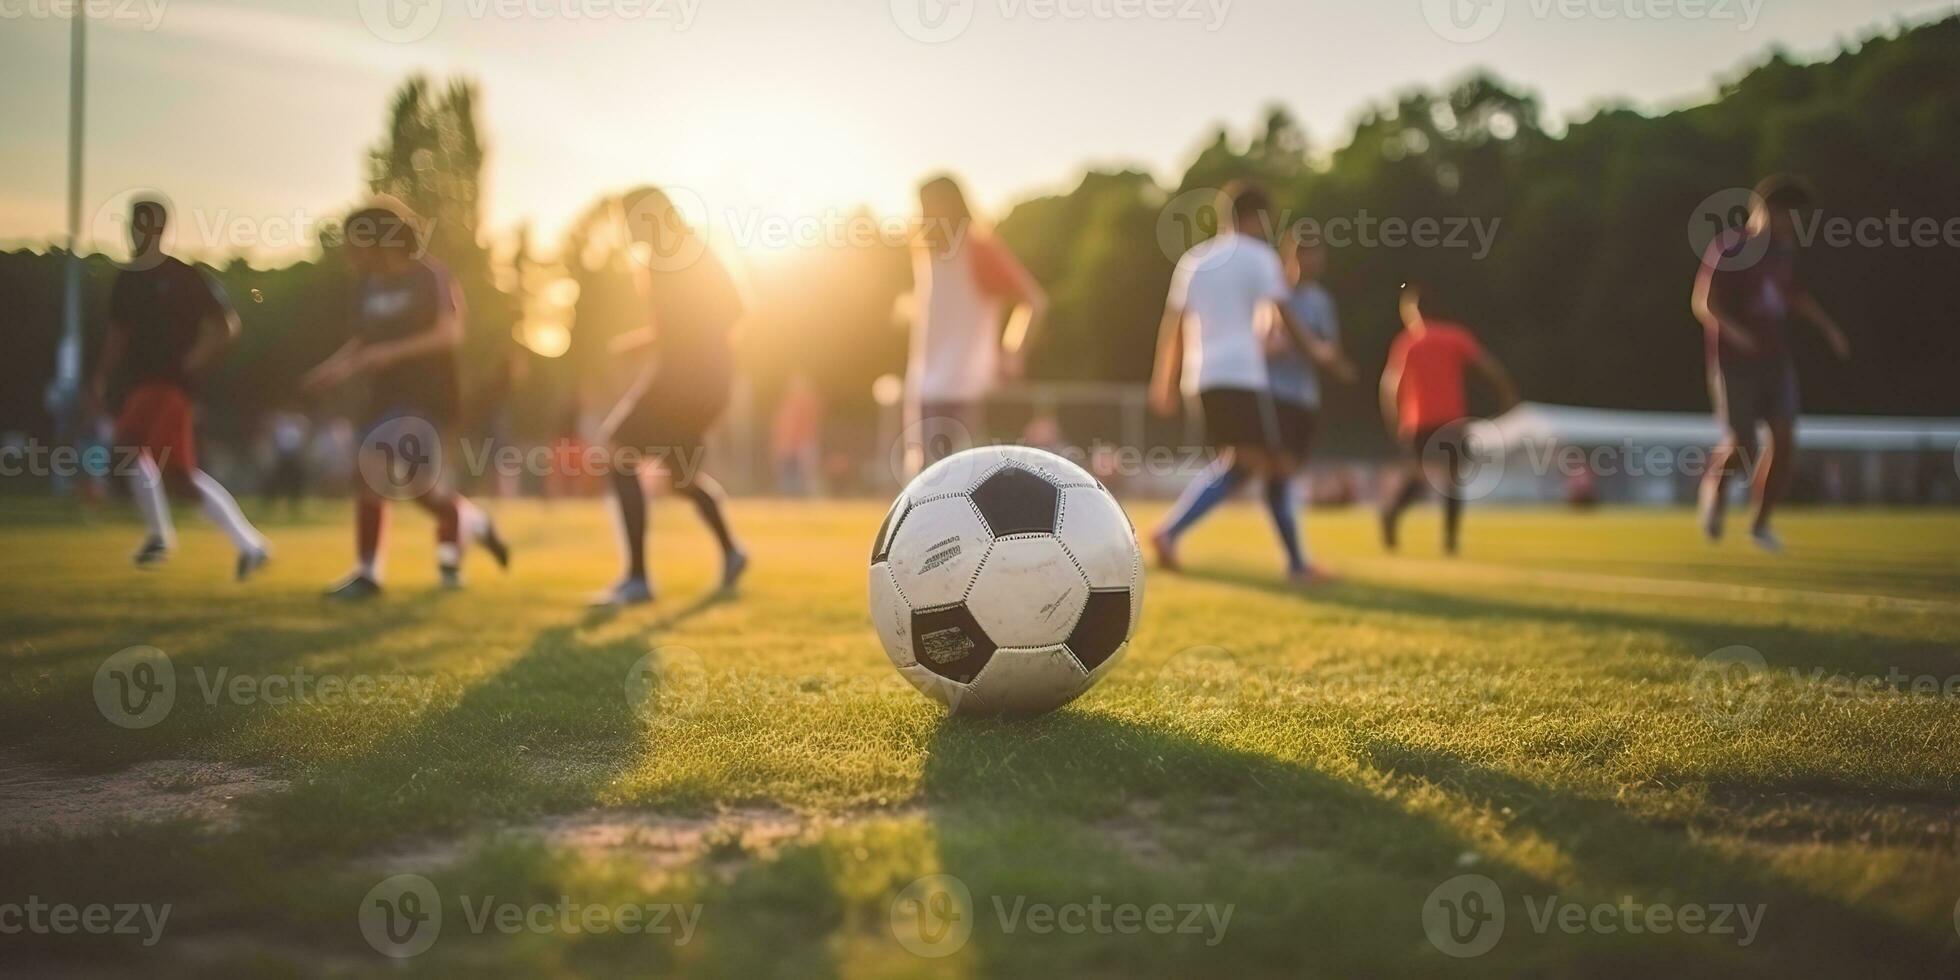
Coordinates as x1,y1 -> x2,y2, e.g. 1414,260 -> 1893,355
1264,476 -> 1307,573
1162,458 -> 1247,540
131,453 -> 176,548
678,472 -> 738,555
356,495 -> 386,580
458,496 -> 491,541
189,469 -> 265,554
416,494 -> 463,568
610,468 -> 649,581
1443,493 -> 1464,554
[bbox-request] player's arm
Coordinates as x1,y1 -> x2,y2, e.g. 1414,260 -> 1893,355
89,322 -> 127,417
1794,292 -> 1850,360
997,252 -> 1048,382
1471,350 -> 1521,413
355,274 -> 466,371
1149,304 -> 1184,417
1378,361 -> 1402,435
182,275 -> 242,376
1691,261 -> 1759,357
1272,301 -> 1355,384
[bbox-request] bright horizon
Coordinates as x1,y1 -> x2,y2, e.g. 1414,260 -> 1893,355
1,0 -> 1948,266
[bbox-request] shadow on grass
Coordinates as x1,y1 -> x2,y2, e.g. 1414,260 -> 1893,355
1184,564 -> 1957,682
1360,737 -> 1960,975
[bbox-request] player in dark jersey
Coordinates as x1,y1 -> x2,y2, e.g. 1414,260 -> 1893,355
1693,175 -> 1850,553
89,198 -> 270,580
591,186 -> 749,607
302,201 -> 508,599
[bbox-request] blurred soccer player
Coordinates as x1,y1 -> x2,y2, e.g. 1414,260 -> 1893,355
1148,182 -> 1347,581
1263,233 -> 1356,581
1692,175 -> 1850,553
906,175 -> 1047,470
89,198 -> 270,581
302,201 -> 508,599
591,186 -> 748,607
1378,282 -> 1518,556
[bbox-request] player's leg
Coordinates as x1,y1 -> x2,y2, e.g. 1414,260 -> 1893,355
1379,436 -> 1426,553
1699,364 -> 1751,542
326,434 -> 389,599
669,462 -> 747,591
187,469 -> 270,580
1747,361 -> 1801,552
1437,426 -> 1466,556
1266,405 -> 1319,580
116,384 -> 176,565
128,451 -> 176,565
1153,389 -> 1255,570
598,455 -> 655,606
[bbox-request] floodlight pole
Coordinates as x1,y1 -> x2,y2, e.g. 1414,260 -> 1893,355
49,8 -> 86,495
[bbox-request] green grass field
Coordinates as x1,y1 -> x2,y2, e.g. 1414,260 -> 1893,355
3,498 -> 1958,977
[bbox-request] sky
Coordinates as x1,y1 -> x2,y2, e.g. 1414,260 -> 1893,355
1,0 -> 1951,265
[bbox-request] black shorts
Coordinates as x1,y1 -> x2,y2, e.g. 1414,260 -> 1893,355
1711,355 -> 1799,443
1273,401 -> 1317,458
602,365 -> 732,461
1196,388 -> 1278,450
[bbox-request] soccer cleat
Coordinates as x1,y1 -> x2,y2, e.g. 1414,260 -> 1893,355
236,547 -> 270,583
324,573 -> 383,601
479,522 -> 511,571
590,578 -> 655,608
1751,527 -> 1785,555
439,565 -> 464,590
1698,481 -> 1725,543
1149,529 -> 1181,573
720,549 -> 749,592
133,537 -> 171,569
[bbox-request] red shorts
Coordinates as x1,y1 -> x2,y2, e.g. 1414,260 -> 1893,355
115,381 -> 197,477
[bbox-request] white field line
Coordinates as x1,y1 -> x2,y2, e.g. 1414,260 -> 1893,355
1345,559 -> 1960,616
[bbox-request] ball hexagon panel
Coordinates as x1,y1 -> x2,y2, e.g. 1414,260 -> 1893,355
886,496 -> 992,610
871,495 -> 910,565
894,662 -> 972,712
909,603 -> 997,684
907,446 -> 1015,500
992,446 -> 1099,488
1057,486 -> 1139,590
868,562 -> 913,668
961,645 -> 1090,716
970,465 -> 1061,538
965,536 -> 1089,649
1065,589 -> 1132,672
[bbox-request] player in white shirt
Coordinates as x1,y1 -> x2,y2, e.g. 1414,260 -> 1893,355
906,175 -> 1047,471
1148,182 -> 1348,582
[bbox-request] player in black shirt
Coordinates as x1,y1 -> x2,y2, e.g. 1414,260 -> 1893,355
89,197 -> 270,580
591,186 -> 748,607
303,201 -> 508,599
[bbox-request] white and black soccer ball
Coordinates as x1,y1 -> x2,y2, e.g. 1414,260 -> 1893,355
869,446 -> 1143,717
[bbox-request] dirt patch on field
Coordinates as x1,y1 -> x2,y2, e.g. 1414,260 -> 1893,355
0,749 -> 289,838
1097,796 -> 1311,867
369,805 -> 922,882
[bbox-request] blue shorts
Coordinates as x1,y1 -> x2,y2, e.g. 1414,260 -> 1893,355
1712,356 -> 1799,442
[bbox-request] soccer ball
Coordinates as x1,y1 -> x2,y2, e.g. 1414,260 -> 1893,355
869,446 -> 1143,717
